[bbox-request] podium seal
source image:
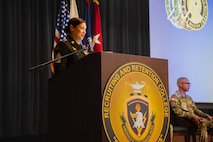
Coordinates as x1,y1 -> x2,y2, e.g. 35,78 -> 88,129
102,62 -> 170,142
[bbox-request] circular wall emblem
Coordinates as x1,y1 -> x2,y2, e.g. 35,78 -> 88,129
165,0 -> 208,30
102,62 -> 170,142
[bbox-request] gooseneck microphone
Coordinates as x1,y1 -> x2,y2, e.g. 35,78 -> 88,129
28,48 -> 86,71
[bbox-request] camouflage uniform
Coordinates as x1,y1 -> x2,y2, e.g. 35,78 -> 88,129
170,91 -> 213,142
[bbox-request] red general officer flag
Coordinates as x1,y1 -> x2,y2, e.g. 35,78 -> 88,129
93,0 -> 103,52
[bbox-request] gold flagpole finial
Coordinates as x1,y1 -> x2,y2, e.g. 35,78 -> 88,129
93,0 -> 100,5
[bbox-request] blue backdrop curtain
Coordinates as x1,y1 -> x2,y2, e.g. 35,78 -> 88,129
0,0 -> 149,137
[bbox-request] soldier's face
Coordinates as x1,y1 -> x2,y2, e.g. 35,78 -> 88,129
180,79 -> 191,91
70,23 -> 87,42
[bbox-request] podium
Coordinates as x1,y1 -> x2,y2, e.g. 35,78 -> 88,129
48,52 -> 169,142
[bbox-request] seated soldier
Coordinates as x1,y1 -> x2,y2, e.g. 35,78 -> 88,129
170,77 -> 213,142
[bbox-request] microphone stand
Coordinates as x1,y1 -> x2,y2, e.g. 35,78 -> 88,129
28,48 -> 85,71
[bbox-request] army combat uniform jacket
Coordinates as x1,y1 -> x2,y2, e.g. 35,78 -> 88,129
170,91 -> 209,119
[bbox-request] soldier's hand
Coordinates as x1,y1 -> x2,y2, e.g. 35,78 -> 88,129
192,115 -> 203,124
207,115 -> 213,121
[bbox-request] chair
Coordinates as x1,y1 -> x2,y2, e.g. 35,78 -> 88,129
170,108 -> 197,142
171,125 -> 189,142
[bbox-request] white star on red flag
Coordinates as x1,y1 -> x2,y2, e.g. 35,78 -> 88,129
93,0 -> 103,52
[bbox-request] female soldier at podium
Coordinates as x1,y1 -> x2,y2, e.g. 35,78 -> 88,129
54,17 -> 89,74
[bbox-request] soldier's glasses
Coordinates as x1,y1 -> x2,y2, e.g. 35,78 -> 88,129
182,82 -> 191,85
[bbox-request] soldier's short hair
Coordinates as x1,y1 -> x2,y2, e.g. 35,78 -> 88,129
177,77 -> 188,85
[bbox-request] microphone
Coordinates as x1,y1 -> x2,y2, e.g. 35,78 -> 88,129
86,37 -> 93,52
28,48 -> 86,71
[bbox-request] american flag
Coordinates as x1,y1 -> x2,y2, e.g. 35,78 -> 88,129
56,0 -> 70,40
51,0 -> 70,74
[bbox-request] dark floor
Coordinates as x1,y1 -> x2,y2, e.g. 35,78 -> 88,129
0,134 -> 47,142
174,135 -> 212,142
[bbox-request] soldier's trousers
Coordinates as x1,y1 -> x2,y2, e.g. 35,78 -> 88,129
198,118 -> 213,142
